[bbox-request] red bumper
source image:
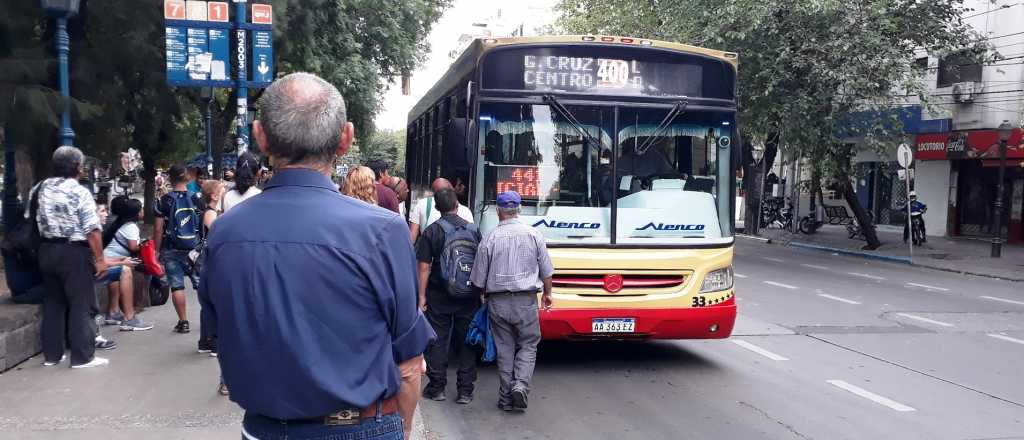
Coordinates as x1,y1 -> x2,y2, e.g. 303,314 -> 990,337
539,298 -> 737,340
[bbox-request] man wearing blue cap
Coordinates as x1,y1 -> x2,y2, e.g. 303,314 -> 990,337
470,190 -> 554,412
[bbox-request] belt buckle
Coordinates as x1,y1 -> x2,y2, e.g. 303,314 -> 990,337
324,409 -> 361,426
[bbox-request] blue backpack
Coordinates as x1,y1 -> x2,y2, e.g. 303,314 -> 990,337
164,191 -> 201,250
437,218 -> 479,299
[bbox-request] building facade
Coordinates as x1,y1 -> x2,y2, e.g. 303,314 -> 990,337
911,0 -> 1024,244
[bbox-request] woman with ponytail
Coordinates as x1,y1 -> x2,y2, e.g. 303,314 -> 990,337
222,152 -> 262,212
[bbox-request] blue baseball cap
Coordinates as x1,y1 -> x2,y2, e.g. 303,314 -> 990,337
496,191 -> 521,208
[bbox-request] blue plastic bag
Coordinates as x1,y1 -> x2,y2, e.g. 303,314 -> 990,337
465,303 -> 496,362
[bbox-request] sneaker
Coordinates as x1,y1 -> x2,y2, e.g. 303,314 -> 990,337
423,389 -> 446,402
104,312 -> 125,326
497,403 -> 514,412
43,355 -> 66,366
120,318 -> 154,331
455,393 -> 473,405
198,337 -> 218,356
71,357 -> 109,369
173,320 -> 190,334
511,389 -> 528,411
95,335 -> 117,350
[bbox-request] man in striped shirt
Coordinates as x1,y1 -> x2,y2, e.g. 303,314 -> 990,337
469,190 -> 553,412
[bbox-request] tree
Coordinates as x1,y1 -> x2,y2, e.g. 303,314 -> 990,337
1,0 -> 449,224
359,128 -> 407,176
557,0 -> 986,249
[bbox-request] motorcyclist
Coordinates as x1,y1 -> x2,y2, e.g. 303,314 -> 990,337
903,191 -> 927,244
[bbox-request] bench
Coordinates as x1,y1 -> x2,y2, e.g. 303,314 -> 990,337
824,205 -> 854,226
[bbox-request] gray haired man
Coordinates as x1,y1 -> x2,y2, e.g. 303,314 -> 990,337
35,146 -> 112,368
469,190 -> 553,412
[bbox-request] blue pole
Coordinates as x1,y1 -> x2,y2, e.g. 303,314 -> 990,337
56,16 -> 75,147
234,1 -> 249,154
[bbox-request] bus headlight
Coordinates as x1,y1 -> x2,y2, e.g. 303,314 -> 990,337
700,266 -> 734,293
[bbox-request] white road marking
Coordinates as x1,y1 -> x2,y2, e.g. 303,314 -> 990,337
732,340 -> 789,361
826,380 -> 916,412
735,273 -> 749,279
988,333 -> 1024,345
801,264 -> 829,270
763,281 -> 798,290
905,282 -> 949,292
848,272 -> 885,280
896,313 -> 955,328
763,257 -> 786,263
980,296 -> 1024,306
818,294 -> 861,305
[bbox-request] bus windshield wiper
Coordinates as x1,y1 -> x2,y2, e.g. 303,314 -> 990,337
634,99 -> 688,155
542,95 -> 603,149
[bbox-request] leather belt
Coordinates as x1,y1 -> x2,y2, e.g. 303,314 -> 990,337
41,237 -> 88,247
286,396 -> 399,426
486,290 -> 538,297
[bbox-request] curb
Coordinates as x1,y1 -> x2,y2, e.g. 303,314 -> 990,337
787,241 -> 913,264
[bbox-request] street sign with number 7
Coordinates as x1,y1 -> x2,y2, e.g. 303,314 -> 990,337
164,0 -> 186,19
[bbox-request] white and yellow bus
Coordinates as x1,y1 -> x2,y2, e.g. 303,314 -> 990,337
406,35 -> 738,340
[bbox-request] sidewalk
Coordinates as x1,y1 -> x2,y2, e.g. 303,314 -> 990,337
754,224 -> 1024,281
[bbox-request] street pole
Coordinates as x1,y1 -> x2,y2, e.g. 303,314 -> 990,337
55,16 -> 75,147
991,138 -> 1007,258
906,169 -> 913,262
201,87 -> 213,173
234,0 -> 249,154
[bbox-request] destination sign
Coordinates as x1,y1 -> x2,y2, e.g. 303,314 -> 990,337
482,47 -> 734,99
496,166 -> 541,198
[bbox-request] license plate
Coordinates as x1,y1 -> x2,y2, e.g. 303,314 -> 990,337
591,318 -> 636,333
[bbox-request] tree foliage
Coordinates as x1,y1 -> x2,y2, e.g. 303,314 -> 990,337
359,128 -> 407,176
556,0 -> 987,247
1,0 -> 448,221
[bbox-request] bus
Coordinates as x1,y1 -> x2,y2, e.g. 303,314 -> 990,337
406,35 -> 738,340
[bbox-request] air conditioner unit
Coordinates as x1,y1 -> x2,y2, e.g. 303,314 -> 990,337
952,81 -> 978,103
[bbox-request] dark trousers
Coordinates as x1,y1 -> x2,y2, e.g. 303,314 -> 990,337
424,300 -> 478,395
38,242 -> 96,365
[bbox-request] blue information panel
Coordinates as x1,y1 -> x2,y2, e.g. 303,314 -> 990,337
186,27 -> 209,80
165,26 -> 188,82
208,28 -> 230,81
252,30 -> 273,84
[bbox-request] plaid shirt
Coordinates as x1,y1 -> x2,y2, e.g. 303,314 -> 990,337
470,218 -> 554,293
29,178 -> 101,241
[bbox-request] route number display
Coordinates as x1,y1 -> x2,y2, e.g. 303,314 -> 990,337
495,166 -> 541,198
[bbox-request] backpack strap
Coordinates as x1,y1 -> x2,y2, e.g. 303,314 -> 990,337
436,217 -> 455,237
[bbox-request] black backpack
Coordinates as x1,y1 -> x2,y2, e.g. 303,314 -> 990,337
2,185 -> 42,268
163,191 -> 201,250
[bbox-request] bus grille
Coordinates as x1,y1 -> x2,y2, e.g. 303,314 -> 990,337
552,274 -> 687,296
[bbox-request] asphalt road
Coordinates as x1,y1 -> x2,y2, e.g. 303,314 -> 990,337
420,237 -> 1024,440
1,237 -> 1022,439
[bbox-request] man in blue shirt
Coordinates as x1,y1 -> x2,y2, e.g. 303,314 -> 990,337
200,72 -> 434,440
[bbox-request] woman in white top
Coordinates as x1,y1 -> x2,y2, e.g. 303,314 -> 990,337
99,196 -> 152,331
222,152 -> 262,212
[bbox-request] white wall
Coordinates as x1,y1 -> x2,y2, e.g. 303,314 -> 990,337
915,160 -> 951,237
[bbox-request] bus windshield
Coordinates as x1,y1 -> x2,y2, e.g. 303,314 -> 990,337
475,102 -> 734,245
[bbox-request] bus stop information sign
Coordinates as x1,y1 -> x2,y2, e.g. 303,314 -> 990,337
164,0 -> 273,89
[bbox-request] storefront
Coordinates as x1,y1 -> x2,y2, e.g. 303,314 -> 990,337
915,130 -> 1024,244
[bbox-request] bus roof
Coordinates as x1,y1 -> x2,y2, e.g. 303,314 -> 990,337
407,35 -> 738,123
